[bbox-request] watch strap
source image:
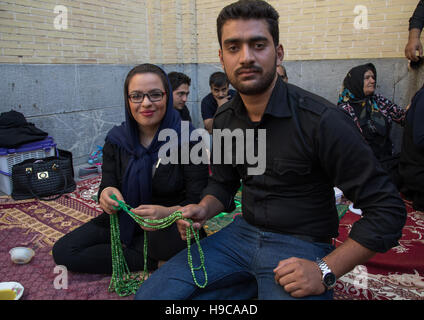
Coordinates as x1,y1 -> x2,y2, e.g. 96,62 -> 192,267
316,258 -> 337,289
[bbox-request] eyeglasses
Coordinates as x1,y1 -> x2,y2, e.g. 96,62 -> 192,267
128,90 -> 165,103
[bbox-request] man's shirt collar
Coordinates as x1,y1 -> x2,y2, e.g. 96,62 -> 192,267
230,75 -> 292,123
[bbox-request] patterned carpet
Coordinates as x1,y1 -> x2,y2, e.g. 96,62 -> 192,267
0,176 -> 130,300
334,199 -> 424,300
1,175 -> 423,300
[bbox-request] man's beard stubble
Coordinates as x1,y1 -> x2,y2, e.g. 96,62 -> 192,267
227,63 -> 277,96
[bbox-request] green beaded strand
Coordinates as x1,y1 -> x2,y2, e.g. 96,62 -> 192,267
108,194 -> 208,296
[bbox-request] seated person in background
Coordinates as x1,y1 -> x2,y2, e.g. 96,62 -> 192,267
405,0 -> 424,62
337,63 -> 406,187
201,71 -> 236,134
277,64 -> 288,82
168,71 -> 193,122
399,84 -> 424,211
52,64 -> 209,274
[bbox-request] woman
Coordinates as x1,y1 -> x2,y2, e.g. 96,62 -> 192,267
337,63 -> 406,186
52,64 -> 209,274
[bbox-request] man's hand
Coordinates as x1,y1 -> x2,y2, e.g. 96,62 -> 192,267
215,95 -> 231,108
99,187 -> 124,215
405,29 -> 423,62
177,204 -> 209,240
273,257 -> 325,298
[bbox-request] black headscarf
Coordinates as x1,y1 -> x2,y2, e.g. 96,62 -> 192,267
338,63 -> 392,159
342,63 -> 377,104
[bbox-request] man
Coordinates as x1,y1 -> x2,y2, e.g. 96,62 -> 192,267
399,84 -> 424,211
135,0 -> 406,300
405,0 -> 424,62
168,71 -> 192,122
277,64 -> 288,82
201,71 -> 236,134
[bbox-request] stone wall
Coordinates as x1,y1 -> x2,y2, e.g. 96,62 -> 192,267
1,59 -> 422,166
0,0 -> 422,167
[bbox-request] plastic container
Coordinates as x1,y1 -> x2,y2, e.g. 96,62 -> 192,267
0,137 -> 56,195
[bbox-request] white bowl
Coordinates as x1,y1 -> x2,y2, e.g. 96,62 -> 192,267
0,282 -> 24,300
9,247 -> 35,264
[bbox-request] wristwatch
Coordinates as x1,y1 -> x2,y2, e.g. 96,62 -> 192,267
316,258 -> 337,290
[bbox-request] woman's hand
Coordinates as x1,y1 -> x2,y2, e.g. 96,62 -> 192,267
99,186 -> 124,215
131,205 -> 180,231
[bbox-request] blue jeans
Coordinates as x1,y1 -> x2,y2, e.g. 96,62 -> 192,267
134,216 -> 335,300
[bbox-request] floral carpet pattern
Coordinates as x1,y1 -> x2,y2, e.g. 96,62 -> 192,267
0,176 -> 131,300
0,175 -> 423,300
334,198 -> 424,300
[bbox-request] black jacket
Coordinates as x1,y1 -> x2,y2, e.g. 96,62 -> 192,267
399,86 -> 424,192
92,141 -> 209,227
0,110 -> 48,148
176,105 -> 192,122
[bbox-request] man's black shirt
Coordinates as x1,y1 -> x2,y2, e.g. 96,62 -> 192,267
176,105 -> 192,122
203,76 -> 406,253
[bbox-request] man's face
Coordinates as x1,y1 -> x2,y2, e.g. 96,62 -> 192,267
211,84 -> 229,101
219,19 -> 283,95
172,83 -> 190,110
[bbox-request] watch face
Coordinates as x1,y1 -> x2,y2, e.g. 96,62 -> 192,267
323,273 -> 337,287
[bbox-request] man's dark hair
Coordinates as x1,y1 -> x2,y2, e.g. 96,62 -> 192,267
217,0 -> 279,48
209,71 -> 230,87
168,72 -> 191,91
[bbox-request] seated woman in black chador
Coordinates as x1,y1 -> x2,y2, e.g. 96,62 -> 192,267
337,63 -> 406,187
52,64 -> 209,274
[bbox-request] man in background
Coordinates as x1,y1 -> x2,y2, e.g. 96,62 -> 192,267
405,0 -> 424,62
277,64 -> 288,82
201,71 -> 236,133
168,71 -> 192,122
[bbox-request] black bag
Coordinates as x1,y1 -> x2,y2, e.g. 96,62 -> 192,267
11,154 -> 76,201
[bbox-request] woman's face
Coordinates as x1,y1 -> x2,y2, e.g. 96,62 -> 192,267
363,70 -> 376,96
127,72 -> 167,132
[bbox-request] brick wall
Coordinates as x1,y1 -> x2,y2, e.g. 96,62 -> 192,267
273,0 -> 417,61
196,0 -> 417,62
0,0 -> 149,64
0,0 -> 419,64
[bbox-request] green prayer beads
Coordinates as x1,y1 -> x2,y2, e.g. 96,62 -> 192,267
108,194 -> 208,296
